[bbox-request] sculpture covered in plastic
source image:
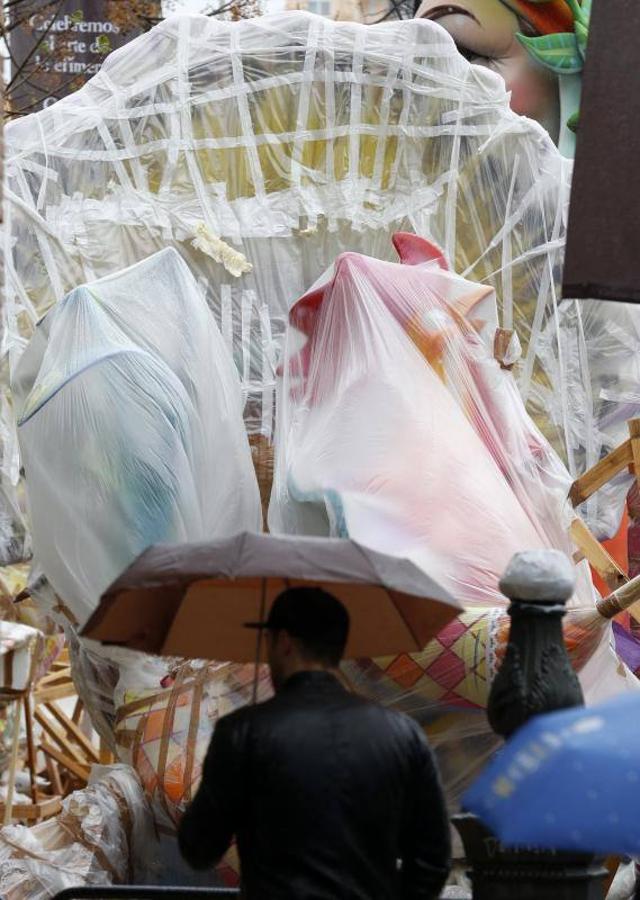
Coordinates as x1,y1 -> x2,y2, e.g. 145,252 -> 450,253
2,10 -> 640,886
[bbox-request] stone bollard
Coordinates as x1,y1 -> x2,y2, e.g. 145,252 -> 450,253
453,550 -> 608,900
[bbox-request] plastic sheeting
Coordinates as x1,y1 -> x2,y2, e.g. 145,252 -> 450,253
64,633 -> 269,885
13,247 -> 262,626
0,619 -> 42,694
0,563 -> 65,680
0,765 -> 156,898
269,242 -> 640,807
3,9 -> 640,873
270,244 -> 589,607
4,11 -> 640,552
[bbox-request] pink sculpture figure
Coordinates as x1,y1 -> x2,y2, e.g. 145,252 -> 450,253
271,238 -> 584,608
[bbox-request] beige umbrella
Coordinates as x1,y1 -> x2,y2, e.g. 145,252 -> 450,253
81,532 -> 461,664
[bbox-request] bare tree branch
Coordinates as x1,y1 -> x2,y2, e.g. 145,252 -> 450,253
4,0 -> 262,117
6,0 -> 67,91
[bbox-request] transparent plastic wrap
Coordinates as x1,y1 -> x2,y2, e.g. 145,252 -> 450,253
0,619 -> 42,693
3,9 -> 640,872
0,618 -> 41,779
5,11 -> 640,556
269,243 -> 588,607
270,242 -> 640,811
0,395 -> 30,566
537,297 -> 640,536
347,616 -> 639,808
68,637 -> 271,886
0,563 -> 66,681
13,248 -> 262,626
0,765 -> 155,898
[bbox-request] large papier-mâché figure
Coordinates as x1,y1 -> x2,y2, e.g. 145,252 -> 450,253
415,0 -> 589,157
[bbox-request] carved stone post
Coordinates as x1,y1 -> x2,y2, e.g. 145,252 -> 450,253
487,550 -> 585,738
453,550 -> 608,900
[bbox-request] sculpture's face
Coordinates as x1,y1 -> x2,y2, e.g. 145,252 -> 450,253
415,0 -> 560,143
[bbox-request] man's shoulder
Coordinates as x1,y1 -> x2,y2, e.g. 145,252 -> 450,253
214,692 -> 284,733
215,687 -> 425,746
349,693 -> 425,736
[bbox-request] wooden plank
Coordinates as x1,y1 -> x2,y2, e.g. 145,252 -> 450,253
0,796 -> 62,822
40,741 -> 90,783
49,660 -> 70,673
3,703 -> 22,826
44,703 -> 100,763
33,682 -> 77,704
34,709 -> 87,767
44,701 -> 100,764
23,695 -> 39,806
629,420 -> 640,490
52,649 -> 70,667
569,441 -> 633,507
45,756 -> 63,797
36,670 -> 72,689
99,737 -> 115,766
71,697 -> 83,725
569,518 -> 628,591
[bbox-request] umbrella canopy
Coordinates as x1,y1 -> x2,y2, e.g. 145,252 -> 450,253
562,0 -> 640,302
81,532 -> 461,662
463,693 -> 640,858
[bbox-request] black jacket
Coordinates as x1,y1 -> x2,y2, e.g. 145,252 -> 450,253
178,670 -> 451,899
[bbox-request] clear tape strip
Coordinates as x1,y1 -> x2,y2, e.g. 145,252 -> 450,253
259,302 -> 275,439
230,28 -> 266,200
241,288 -> 255,396
291,18 -> 320,189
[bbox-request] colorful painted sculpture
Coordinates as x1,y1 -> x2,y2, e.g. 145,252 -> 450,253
2,13 -> 638,889
415,0 -> 590,157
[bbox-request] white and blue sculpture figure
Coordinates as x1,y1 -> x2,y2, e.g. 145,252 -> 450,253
2,14 -> 640,875
13,248 -> 262,626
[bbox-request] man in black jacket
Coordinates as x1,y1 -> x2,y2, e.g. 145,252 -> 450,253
178,586 -> 451,899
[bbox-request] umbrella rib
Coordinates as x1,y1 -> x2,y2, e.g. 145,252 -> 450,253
389,589 -> 423,652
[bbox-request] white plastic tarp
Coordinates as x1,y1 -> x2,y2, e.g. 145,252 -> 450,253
269,242 -> 592,608
13,248 -> 262,625
4,12 -> 640,551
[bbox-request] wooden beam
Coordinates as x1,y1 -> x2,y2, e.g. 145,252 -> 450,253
34,682 -> 77,704
570,518 -> 628,592
23,695 -> 38,806
34,709 -> 87,767
99,737 -> 115,766
3,703 -> 22,826
0,796 -> 62,822
40,742 -> 90,783
71,697 -> 83,725
45,756 -> 63,797
569,441 -> 634,507
36,669 -> 72,689
44,702 -> 100,765
629,420 -> 640,491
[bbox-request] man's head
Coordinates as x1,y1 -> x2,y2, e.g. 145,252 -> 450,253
247,587 -> 350,691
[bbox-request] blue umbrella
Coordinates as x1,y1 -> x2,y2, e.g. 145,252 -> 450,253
463,693 -> 640,858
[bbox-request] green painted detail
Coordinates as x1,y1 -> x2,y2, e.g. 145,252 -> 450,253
574,19 -> 589,58
515,0 -> 592,144
516,31 -> 583,74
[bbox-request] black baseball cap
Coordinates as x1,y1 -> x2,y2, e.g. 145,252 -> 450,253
244,586 -> 350,648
